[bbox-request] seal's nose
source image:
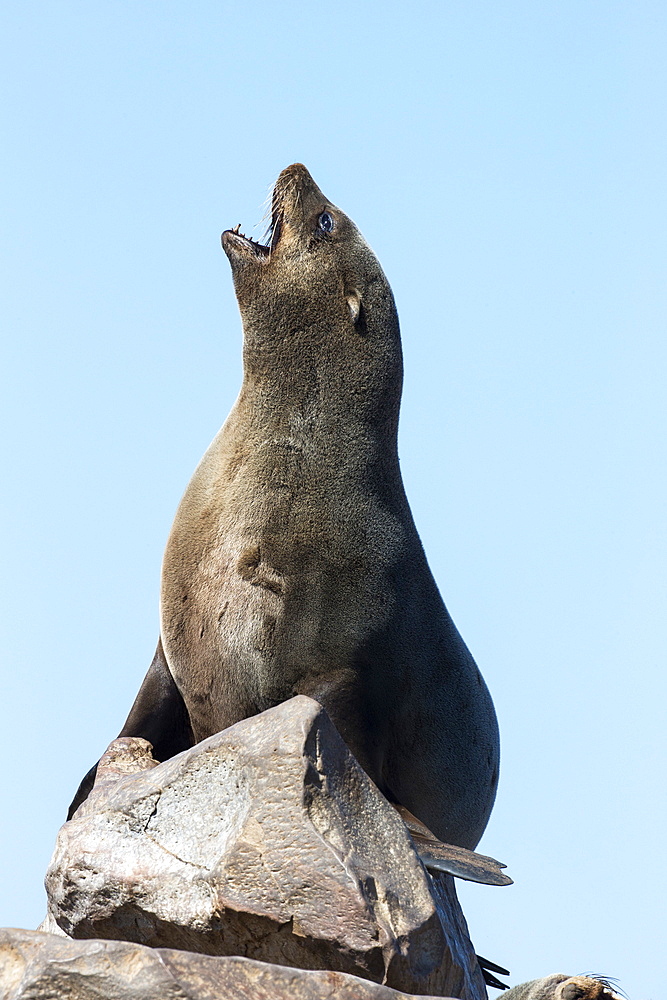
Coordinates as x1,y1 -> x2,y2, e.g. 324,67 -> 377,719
273,163 -> 327,209
276,162 -> 312,186
270,164 -> 330,245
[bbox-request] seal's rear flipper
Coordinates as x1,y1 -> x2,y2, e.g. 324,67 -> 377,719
477,955 -> 511,990
66,638 -> 194,820
393,803 -> 513,886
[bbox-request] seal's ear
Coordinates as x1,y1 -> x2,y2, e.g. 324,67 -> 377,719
346,290 -> 366,334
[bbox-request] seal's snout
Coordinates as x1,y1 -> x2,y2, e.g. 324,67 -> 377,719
271,163 -> 330,247
274,162 -> 324,201
221,163 -> 327,270
275,162 -> 315,186
557,977 -> 616,1000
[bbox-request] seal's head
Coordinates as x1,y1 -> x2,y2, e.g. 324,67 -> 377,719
503,974 -> 622,1000
221,164 -> 402,425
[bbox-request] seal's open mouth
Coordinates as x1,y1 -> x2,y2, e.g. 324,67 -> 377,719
222,163 -> 323,265
222,193 -> 283,262
223,223 -> 271,260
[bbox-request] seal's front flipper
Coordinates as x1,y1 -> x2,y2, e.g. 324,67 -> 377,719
117,636 -> 194,760
393,803 -> 513,886
66,761 -> 99,820
66,638 -> 194,820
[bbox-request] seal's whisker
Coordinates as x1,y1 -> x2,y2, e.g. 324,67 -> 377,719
261,213 -> 274,245
581,974 -> 627,999
259,185 -> 274,242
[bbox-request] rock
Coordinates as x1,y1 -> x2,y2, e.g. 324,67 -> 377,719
80,737 -> 511,890
504,973 -> 619,999
45,696 -> 487,999
0,927 -> 458,999
91,735 -> 160,783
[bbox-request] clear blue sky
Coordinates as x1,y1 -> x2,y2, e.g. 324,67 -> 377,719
1,3 -> 665,998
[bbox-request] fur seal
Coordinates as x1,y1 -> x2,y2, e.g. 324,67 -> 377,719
69,164 -> 499,850
502,974 -> 620,999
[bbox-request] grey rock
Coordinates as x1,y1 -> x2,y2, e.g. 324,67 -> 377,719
45,696 -> 487,999
0,928 -> 458,999
504,973 -> 619,999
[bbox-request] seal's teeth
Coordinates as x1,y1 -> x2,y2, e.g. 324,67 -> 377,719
232,223 -> 241,235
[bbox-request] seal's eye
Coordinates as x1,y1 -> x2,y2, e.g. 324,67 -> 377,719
318,211 -> 334,233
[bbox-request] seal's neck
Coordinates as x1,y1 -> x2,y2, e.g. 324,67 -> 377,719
235,375 -> 401,473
